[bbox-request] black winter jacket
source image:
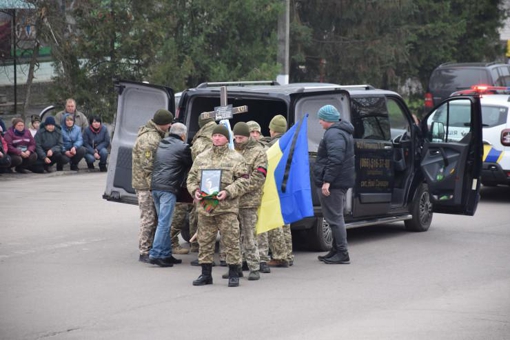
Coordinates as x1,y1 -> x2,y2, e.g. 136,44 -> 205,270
34,123 -> 64,160
151,134 -> 193,195
312,120 -> 355,189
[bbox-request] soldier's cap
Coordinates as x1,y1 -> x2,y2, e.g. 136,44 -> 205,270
247,120 -> 261,133
153,109 -> 174,125
212,125 -> 230,140
233,122 -> 250,137
198,112 -> 215,128
269,115 -> 287,133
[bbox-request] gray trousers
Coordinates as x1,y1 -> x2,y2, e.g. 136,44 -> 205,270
317,188 -> 348,253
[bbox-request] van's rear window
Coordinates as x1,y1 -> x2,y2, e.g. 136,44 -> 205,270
430,69 -> 491,91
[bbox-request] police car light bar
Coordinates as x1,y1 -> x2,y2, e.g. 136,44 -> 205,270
451,85 -> 510,97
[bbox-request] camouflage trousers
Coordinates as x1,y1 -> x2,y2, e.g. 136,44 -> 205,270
189,204 -> 198,251
282,224 -> 294,262
237,208 -> 260,271
171,203 -> 191,247
198,213 -> 241,265
135,189 -> 157,255
264,226 -> 288,261
257,231 -> 270,262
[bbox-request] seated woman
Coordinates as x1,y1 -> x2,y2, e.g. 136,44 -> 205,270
83,115 -> 110,172
0,132 -> 11,171
29,115 -> 41,137
4,118 -> 37,173
61,113 -> 86,171
33,116 -> 68,173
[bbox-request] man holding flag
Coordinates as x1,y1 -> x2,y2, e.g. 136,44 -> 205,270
256,114 -> 314,268
313,105 -> 355,265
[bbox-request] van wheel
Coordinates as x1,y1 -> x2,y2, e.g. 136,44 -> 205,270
307,217 -> 333,251
405,184 -> 433,232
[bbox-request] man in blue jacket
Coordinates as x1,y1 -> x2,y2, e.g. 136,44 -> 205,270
61,114 -> 86,171
149,123 -> 193,267
312,105 -> 355,264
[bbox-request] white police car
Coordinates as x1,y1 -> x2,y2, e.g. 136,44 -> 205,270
445,86 -> 510,186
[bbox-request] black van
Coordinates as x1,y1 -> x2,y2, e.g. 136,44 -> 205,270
425,62 -> 510,112
104,80 -> 483,250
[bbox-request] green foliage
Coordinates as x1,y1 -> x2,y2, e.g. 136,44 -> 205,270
35,0 -> 508,122
149,0 -> 282,90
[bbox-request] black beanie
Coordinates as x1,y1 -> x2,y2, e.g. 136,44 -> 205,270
212,125 -> 230,140
153,109 -> 174,125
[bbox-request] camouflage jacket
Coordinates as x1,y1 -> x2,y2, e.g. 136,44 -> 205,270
187,144 -> 250,216
236,138 -> 268,208
132,120 -> 166,190
260,133 -> 283,149
191,121 -> 217,161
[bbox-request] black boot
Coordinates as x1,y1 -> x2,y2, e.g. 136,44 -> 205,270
222,265 -> 244,279
228,264 -> 240,287
193,263 -> 213,286
323,251 -> 350,264
99,164 -> 107,172
318,249 -> 336,262
260,262 -> 271,273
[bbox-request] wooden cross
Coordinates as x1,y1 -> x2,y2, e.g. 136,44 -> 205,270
200,86 -> 248,120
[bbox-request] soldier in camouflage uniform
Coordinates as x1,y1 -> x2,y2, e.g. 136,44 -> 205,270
170,203 -> 192,254
187,125 -> 250,287
188,114 -> 217,257
220,122 -> 267,281
260,115 -> 293,268
132,109 -> 173,263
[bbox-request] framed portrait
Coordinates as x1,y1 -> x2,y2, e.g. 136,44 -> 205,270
200,169 -> 222,195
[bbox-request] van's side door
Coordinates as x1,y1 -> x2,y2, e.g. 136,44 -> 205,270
421,96 -> 483,215
103,80 -> 174,204
349,95 -> 395,217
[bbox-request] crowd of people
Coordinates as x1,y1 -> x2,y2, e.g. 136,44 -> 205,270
0,98 -> 110,174
132,104 -> 355,288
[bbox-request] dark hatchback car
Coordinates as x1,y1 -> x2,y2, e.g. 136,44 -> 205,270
425,62 -> 510,112
104,80 -> 484,251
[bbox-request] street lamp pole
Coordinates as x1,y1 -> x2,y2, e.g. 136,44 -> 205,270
277,0 -> 289,85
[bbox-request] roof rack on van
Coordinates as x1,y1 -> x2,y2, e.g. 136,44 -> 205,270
196,81 -> 280,88
337,84 -> 375,90
438,62 -> 498,67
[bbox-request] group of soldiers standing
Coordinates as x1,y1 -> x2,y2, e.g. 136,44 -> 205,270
131,109 -> 294,287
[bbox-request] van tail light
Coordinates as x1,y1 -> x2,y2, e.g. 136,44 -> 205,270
424,92 -> 434,108
501,129 -> 510,146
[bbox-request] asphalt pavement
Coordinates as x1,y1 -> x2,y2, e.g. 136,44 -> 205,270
1,172 -> 509,340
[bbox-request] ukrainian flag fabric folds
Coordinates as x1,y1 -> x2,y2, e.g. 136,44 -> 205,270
256,114 -> 314,234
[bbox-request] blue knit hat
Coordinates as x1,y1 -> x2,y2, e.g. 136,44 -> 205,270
45,116 -> 56,126
317,105 -> 340,122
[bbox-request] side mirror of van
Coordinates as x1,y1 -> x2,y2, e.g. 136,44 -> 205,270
431,121 -> 445,142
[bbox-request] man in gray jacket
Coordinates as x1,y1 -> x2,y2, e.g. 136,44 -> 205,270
149,123 -> 192,267
313,105 -> 355,264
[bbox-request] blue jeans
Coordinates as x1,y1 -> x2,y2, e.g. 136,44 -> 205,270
84,148 -> 109,166
317,188 -> 348,253
149,190 -> 177,259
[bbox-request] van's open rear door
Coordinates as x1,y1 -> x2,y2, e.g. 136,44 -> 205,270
103,80 -> 174,204
420,96 -> 483,215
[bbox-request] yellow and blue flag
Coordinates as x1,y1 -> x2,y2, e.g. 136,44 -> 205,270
256,114 -> 314,234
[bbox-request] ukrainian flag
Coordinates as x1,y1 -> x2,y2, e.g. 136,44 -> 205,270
256,114 -> 314,234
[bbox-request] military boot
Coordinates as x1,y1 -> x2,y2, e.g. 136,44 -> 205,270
260,262 -> 271,273
222,265 -> 243,279
193,263 -> 213,286
227,264 -> 240,287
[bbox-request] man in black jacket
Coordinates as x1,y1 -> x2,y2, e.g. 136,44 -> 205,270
149,123 -> 193,267
312,105 -> 355,264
